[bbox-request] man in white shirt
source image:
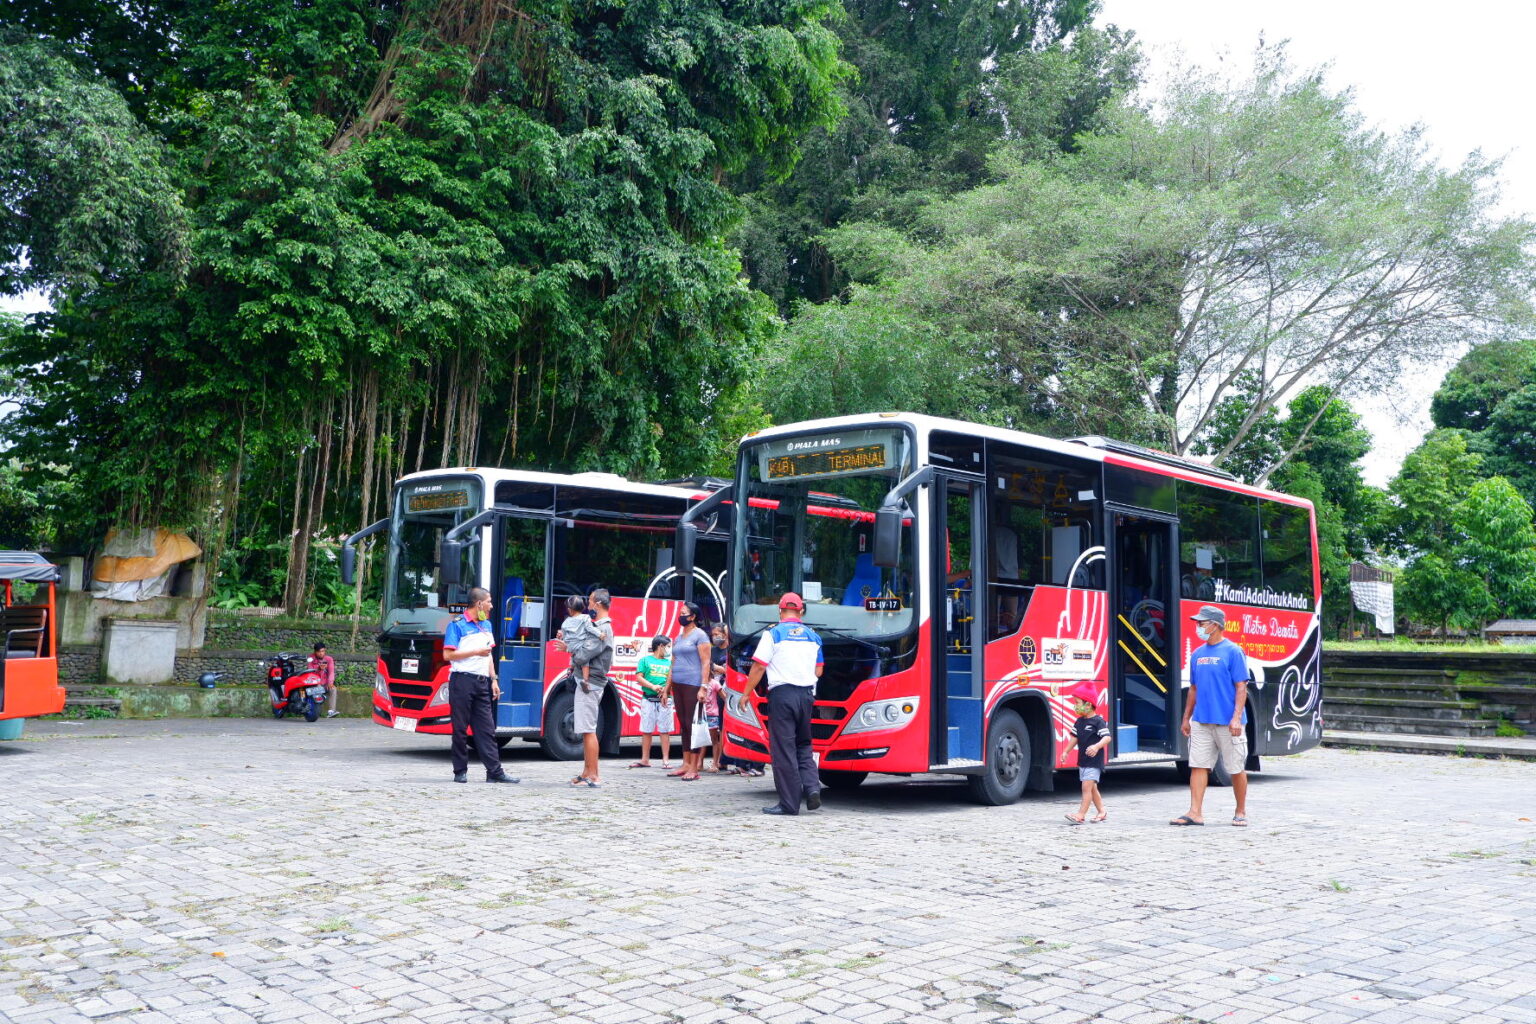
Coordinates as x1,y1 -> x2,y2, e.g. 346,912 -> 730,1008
745,592 -> 824,815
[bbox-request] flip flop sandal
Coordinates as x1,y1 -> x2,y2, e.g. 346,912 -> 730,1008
1091,814 -> 1108,823
1231,815 -> 1248,827
569,776 -> 591,786
1169,815 -> 1205,826
1064,813 -> 1086,825
584,780 -> 602,788
628,761 -> 651,769
678,774 -> 700,781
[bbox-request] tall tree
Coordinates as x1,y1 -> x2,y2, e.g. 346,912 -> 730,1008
1,0 -> 850,612
814,45 -> 1536,463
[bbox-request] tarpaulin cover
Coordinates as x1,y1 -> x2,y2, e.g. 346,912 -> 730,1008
93,529 -> 202,584
0,552 -> 60,584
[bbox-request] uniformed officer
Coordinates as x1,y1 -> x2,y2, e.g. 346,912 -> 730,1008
744,593 -> 824,815
444,587 -> 519,784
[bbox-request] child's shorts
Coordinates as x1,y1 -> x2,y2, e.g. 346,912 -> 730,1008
640,700 -> 676,734
1078,767 -> 1102,783
706,714 -> 721,729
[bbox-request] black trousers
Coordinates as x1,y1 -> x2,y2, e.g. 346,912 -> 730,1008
767,684 -> 819,813
449,671 -> 503,777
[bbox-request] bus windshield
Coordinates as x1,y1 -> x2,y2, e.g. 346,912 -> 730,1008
382,477 -> 483,633
733,428 -> 914,640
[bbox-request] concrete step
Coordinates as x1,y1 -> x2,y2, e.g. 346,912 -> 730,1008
63,685 -> 122,712
1323,696 -> 1481,721
1323,729 -> 1536,760
1324,712 -> 1498,737
1326,667 -> 1458,685
1323,679 -> 1460,701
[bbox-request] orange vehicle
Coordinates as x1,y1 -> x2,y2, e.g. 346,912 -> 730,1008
1,552 -> 65,723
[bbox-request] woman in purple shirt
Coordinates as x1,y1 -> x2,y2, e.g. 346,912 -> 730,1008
664,602 -> 712,781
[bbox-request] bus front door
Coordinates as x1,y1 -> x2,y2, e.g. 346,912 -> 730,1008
933,475 -> 985,764
1109,513 -> 1178,755
497,517 -> 550,730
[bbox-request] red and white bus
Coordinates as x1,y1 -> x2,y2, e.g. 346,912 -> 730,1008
1,552 -> 65,726
679,413 -> 1321,804
343,469 -> 728,759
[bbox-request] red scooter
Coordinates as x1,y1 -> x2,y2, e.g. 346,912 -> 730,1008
265,653 -> 327,722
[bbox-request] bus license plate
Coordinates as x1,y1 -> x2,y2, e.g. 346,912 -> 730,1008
401,658 -> 420,674
393,717 -> 417,732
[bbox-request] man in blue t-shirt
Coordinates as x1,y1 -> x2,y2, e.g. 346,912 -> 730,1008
1171,605 -> 1250,827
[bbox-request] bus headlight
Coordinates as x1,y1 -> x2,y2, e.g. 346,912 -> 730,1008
374,672 -> 388,698
842,698 -> 919,735
725,690 -> 760,727
433,683 -> 451,706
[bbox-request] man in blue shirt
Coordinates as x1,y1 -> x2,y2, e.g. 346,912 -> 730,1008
444,587 -> 518,785
1172,605 -> 1249,826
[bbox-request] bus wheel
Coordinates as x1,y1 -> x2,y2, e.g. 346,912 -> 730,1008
967,709 -> 1030,806
818,769 -> 868,791
539,689 -> 583,761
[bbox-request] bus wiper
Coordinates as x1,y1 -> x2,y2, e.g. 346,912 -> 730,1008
813,625 -> 891,658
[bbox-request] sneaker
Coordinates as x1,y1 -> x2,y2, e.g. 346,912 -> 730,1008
805,790 -> 822,811
761,805 -> 796,815
326,710 -> 340,718
453,772 -> 468,784
487,774 -> 521,784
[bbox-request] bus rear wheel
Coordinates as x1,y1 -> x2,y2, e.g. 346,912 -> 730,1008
967,709 -> 1030,806
539,688 -> 584,761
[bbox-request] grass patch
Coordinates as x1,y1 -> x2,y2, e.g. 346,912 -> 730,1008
1325,879 -> 1351,892
1449,849 -> 1504,859
314,917 -> 350,933
1495,719 -> 1526,738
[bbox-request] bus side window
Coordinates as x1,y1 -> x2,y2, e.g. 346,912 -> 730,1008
987,448 -> 1102,639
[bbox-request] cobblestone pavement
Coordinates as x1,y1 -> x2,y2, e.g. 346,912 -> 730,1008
5,719 -> 1536,1024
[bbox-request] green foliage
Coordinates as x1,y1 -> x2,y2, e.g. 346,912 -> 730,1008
0,34 -> 187,295
1454,477 -> 1536,618
1398,553 -> 1492,637
2,0 -> 852,611
816,45 -> 1536,460
1386,429 -> 1486,556
1476,385 -> 1536,508
1430,339 -> 1536,432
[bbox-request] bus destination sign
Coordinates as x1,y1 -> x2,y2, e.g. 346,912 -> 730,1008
758,429 -> 899,483
406,488 -> 472,514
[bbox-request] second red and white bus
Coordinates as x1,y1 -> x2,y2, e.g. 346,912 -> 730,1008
343,469 -> 728,759
679,413 -> 1322,804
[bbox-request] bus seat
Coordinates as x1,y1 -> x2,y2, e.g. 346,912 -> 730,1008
1,606 -> 47,658
841,554 -> 881,605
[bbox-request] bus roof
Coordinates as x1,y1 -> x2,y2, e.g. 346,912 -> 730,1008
395,467 -> 721,503
738,412 -> 1313,509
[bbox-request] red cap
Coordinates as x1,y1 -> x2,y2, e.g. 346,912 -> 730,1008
778,592 -> 804,609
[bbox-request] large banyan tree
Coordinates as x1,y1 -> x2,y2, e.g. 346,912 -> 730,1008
1,0 -> 848,612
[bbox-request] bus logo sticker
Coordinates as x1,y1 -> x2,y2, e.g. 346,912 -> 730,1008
1039,638 -> 1095,680
1017,636 -> 1037,667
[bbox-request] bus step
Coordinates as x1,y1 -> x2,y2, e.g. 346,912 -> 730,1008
498,701 -> 534,728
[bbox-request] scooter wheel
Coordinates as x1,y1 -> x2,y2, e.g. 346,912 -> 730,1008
273,707 -> 285,719
303,698 -> 319,723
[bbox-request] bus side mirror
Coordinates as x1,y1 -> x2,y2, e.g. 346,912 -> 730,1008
440,539 -> 463,587
340,546 -> 357,586
873,506 -> 903,568
675,521 -> 698,581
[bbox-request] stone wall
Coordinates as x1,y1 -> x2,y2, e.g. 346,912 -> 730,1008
59,645 -> 101,686
203,616 -> 375,655
174,649 -> 378,688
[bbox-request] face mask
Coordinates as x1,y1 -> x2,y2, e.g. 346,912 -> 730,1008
476,608 -> 489,621
680,615 -> 693,625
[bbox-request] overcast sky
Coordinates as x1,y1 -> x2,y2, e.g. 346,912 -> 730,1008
1098,0 -> 1536,485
